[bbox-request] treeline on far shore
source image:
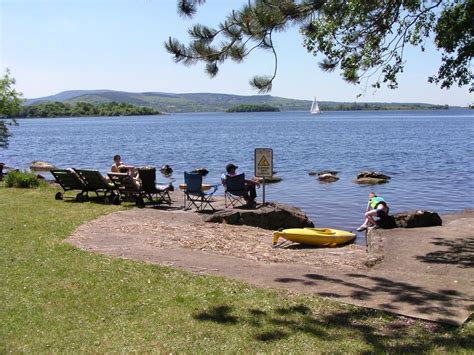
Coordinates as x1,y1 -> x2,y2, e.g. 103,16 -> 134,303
320,103 -> 450,111
14,101 -> 161,118
225,103 -> 449,113
226,104 -> 280,112
13,100 -> 452,119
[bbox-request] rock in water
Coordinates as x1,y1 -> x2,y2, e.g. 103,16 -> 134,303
192,168 -> 209,176
160,164 -> 173,176
318,173 -> 339,182
357,171 -> 391,180
30,161 -> 55,171
256,176 -> 282,184
319,170 -> 339,175
309,170 -> 339,176
204,202 -> 314,230
354,171 -> 391,184
354,177 -> 389,185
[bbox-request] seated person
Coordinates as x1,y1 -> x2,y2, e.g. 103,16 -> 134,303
357,192 -> 390,231
110,154 -> 141,190
221,163 -> 260,206
111,154 -> 136,174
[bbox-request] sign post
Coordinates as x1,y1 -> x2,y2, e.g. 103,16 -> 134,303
254,148 -> 273,205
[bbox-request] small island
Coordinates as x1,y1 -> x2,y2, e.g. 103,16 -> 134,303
226,104 -> 280,113
15,101 -> 161,118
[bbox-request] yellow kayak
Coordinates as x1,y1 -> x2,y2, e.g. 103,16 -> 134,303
272,228 -> 355,247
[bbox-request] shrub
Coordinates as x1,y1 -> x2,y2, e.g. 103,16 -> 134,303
4,170 -> 42,188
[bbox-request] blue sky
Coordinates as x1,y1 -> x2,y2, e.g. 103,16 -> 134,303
1,0 -> 472,106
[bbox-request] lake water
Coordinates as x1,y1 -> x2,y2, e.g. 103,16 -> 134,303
2,109 -> 473,238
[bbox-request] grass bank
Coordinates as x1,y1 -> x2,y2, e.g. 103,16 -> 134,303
1,185 -> 472,352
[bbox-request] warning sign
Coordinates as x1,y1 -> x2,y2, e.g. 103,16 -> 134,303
255,148 -> 273,177
258,155 -> 270,167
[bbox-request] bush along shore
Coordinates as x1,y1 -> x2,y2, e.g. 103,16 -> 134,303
14,101 -> 161,118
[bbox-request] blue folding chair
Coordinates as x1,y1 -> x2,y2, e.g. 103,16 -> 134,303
183,172 -> 218,211
224,173 -> 247,208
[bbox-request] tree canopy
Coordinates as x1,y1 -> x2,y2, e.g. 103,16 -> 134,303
17,101 -> 161,118
166,0 -> 473,94
0,69 -> 22,149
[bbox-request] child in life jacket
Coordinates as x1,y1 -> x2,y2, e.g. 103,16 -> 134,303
357,192 -> 389,231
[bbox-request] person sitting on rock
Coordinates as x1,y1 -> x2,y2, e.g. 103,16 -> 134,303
357,192 -> 390,231
221,163 -> 260,207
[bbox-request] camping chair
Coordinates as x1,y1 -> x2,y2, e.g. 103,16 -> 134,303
136,167 -> 173,208
50,169 -> 87,202
74,169 -> 116,202
224,173 -> 247,208
107,172 -> 141,205
183,171 -> 218,211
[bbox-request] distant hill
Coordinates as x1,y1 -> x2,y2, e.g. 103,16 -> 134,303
24,90 -> 449,113
25,90 -> 114,105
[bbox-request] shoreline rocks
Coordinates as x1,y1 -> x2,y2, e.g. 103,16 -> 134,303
204,202 -> 314,230
379,210 -> 442,229
30,161 -> 56,171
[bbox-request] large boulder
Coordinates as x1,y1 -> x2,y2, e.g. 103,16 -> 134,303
30,161 -> 56,171
354,171 -> 391,184
378,210 -> 442,229
204,202 -> 314,230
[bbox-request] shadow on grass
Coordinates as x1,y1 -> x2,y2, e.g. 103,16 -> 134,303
193,303 -> 473,351
416,237 -> 474,268
194,305 -> 238,324
275,273 -> 471,324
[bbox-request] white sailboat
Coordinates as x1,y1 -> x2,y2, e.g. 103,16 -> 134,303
310,97 -> 321,114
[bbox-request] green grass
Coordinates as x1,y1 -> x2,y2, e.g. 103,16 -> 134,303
1,185 -> 473,353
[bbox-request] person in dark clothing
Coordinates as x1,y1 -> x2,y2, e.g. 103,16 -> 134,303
221,163 -> 260,206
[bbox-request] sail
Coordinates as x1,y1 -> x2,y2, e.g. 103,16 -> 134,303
310,97 -> 321,114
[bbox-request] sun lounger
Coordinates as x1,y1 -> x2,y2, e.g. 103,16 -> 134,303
50,169 -> 87,202
108,168 -> 173,208
107,172 -> 141,205
74,169 -> 117,203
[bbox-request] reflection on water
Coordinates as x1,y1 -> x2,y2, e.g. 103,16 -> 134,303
3,110 -> 473,238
